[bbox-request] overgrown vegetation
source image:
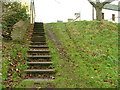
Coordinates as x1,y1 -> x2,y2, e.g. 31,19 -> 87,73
2,1 -> 29,40
45,21 -> 118,88
2,24 -> 33,88
2,41 -> 28,88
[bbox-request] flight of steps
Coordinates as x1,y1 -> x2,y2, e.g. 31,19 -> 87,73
24,22 -> 55,81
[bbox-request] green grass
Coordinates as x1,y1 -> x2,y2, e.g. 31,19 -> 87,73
2,21 -> 118,88
2,24 -> 32,88
45,21 -> 118,88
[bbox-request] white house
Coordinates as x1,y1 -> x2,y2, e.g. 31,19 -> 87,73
0,1 -> 2,33
78,0 -> 120,23
94,1 -> 120,23
30,0 -> 35,24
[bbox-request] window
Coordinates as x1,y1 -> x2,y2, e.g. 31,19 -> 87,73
102,13 -> 104,19
112,14 -> 115,21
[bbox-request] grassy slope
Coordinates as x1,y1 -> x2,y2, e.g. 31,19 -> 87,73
2,21 -> 118,88
45,21 -> 118,88
2,24 -> 33,88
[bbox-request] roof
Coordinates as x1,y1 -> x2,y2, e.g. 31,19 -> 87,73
104,4 -> 120,11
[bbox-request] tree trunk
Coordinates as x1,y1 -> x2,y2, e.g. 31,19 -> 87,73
95,7 -> 102,21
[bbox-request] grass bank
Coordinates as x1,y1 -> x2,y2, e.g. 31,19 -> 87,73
2,24 -> 33,88
45,21 -> 118,88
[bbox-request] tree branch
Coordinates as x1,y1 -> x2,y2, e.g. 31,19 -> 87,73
88,0 -> 96,7
102,0 -> 116,6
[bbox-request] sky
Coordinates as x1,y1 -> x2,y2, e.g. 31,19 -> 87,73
34,0 -> 90,23
34,0 -> 119,23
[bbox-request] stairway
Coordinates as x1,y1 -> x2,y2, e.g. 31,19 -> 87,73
24,22 -> 55,81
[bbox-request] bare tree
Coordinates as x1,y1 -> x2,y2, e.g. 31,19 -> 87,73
88,0 -> 116,20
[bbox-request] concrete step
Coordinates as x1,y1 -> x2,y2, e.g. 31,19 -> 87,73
33,29 -> 44,32
27,59 -> 51,62
32,35 -> 44,37
27,62 -> 53,65
24,69 -> 55,73
33,32 -> 45,34
29,45 -> 48,48
32,32 -> 45,34
30,42 -> 47,45
34,24 -> 43,26
32,36 -> 45,38
27,49 -> 50,53
34,22 -> 43,24
34,25 -> 43,27
34,27 -> 43,29
31,37 -> 46,42
32,32 -> 45,35
23,78 -> 54,81
34,26 -> 43,28
27,55 -> 51,58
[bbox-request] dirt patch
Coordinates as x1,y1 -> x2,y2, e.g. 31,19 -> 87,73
45,25 -> 71,61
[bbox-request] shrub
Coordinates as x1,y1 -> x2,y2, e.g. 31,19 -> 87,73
2,1 -> 29,40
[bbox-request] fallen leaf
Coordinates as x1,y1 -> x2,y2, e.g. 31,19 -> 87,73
103,80 -> 108,82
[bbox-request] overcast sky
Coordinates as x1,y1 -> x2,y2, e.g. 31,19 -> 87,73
34,0 -> 119,23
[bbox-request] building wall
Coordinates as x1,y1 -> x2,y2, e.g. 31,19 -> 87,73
0,1 -> 2,36
80,0 -> 93,21
20,0 -> 35,24
93,8 -> 119,23
102,9 -> 119,23
19,0 -> 31,14
30,1 -> 35,24
118,11 -> 120,23
18,0 -> 35,23
80,1 -> 119,23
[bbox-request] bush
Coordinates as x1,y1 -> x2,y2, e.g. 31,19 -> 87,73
2,1 -> 29,40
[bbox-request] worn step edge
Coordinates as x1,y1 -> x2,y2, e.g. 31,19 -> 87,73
34,27 -> 44,28
32,35 -> 45,37
32,33 -> 45,35
28,50 -> 50,52
27,59 -> 51,62
30,41 -> 47,44
30,42 -> 47,45
27,55 -> 51,58
34,29 -> 44,31
24,69 -> 55,72
23,79 -> 54,81
33,32 -> 45,34
27,62 -> 53,65
29,45 -> 48,48
34,26 -> 43,27
33,31 -> 44,33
